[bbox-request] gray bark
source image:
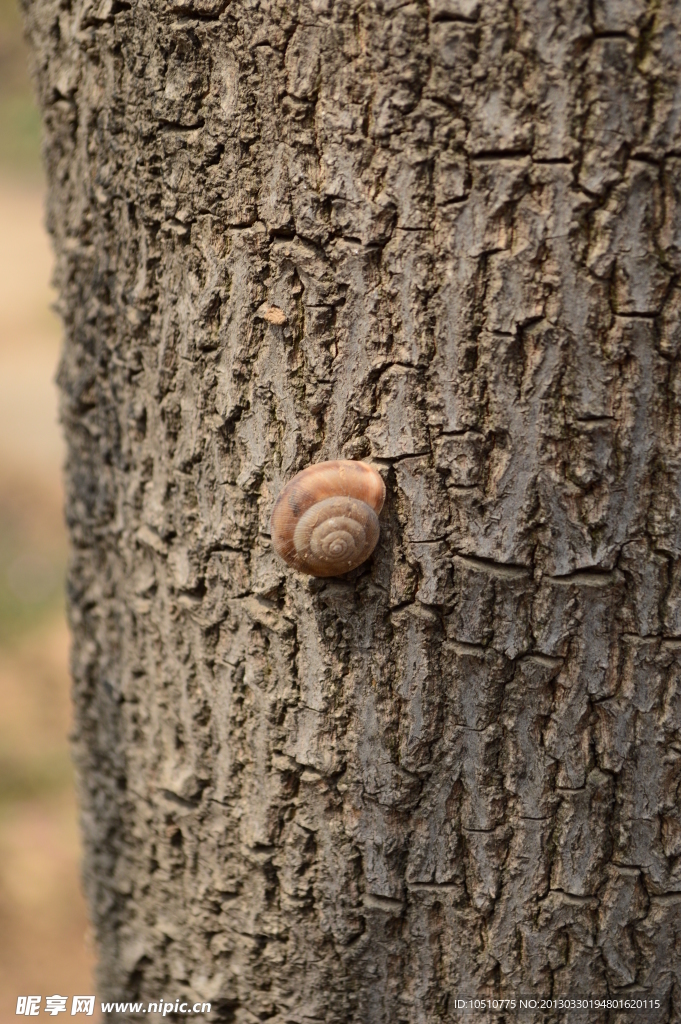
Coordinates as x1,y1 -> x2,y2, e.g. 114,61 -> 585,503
21,0 -> 681,1020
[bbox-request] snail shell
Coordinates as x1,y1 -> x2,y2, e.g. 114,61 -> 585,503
270,460 -> 386,577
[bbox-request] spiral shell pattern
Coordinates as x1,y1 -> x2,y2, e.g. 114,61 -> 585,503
270,460 -> 386,577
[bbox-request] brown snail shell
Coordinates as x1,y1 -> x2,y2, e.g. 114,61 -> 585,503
270,460 -> 386,577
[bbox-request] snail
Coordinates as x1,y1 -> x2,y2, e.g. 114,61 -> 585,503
270,460 -> 386,577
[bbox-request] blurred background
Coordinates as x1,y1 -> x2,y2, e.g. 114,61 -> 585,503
0,0 -> 97,1018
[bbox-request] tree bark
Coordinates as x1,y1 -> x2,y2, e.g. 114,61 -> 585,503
22,0 -> 681,1019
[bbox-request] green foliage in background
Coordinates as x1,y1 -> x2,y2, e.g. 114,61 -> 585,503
0,539 -> 64,645
0,2 -> 71,829
0,749 -> 72,804
0,0 -> 41,173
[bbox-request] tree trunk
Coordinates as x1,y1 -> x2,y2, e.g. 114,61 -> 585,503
22,0 -> 681,1019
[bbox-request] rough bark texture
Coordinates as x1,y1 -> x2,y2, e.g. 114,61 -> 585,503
21,0 -> 681,1020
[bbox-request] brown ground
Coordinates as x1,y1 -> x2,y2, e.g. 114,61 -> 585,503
0,173 -> 98,1020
